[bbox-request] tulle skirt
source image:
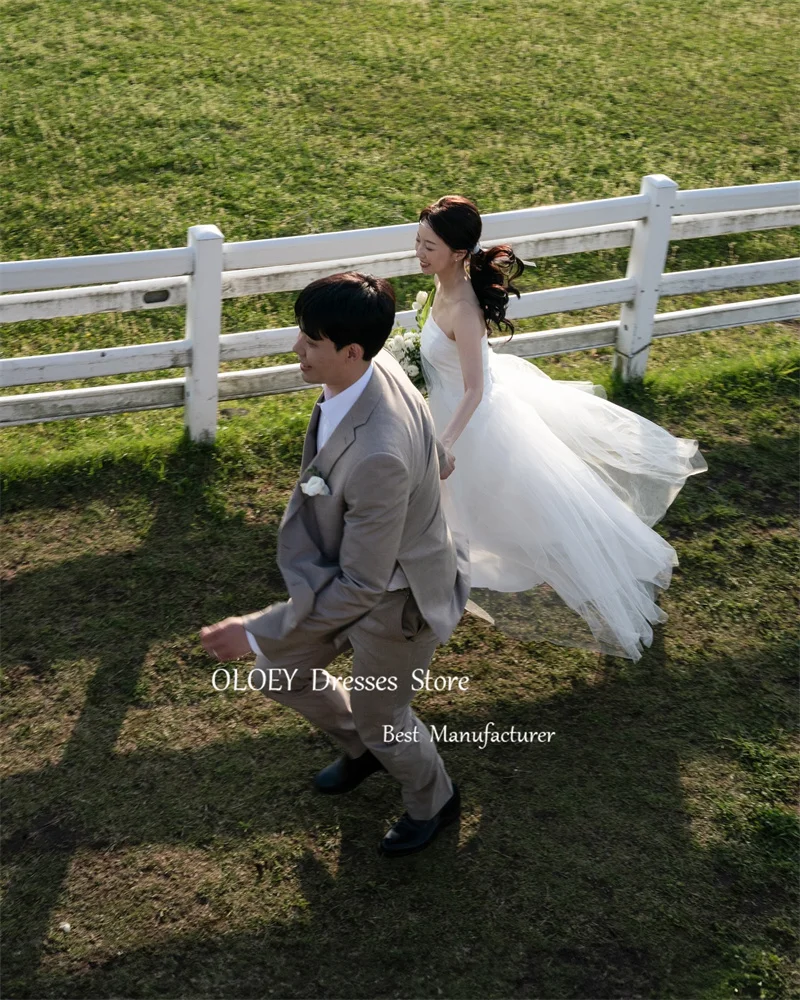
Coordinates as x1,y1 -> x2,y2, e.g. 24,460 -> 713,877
427,352 -> 707,661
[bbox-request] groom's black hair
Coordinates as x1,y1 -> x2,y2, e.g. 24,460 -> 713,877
294,272 -> 396,361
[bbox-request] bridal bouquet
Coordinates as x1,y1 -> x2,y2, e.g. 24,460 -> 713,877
385,290 -> 429,394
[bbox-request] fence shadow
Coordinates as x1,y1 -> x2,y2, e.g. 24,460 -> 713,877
4,634 -> 795,998
2,434 -> 796,998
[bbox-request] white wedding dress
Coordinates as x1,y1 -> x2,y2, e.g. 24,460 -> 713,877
420,309 -> 708,661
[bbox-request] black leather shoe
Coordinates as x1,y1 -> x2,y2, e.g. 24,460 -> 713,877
379,783 -> 460,857
313,750 -> 386,795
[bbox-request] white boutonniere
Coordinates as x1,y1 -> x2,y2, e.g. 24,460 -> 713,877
300,468 -> 331,496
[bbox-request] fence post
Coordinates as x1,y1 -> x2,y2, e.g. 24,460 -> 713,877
185,224 -> 223,442
613,174 -> 677,380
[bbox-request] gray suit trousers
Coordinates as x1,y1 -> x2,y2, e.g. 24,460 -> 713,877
250,589 -> 453,821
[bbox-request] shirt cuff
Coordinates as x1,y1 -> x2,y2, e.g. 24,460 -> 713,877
245,630 -> 262,656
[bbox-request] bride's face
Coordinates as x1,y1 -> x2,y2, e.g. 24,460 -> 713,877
415,221 -> 465,275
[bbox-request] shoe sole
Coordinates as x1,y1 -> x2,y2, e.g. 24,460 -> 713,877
378,805 -> 461,858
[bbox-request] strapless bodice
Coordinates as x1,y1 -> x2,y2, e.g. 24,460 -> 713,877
419,313 -> 493,395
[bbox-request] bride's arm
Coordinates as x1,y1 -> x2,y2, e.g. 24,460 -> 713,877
439,302 -> 485,452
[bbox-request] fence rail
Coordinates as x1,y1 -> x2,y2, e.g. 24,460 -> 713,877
4,206 -> 797,326
2,175 -> 798,440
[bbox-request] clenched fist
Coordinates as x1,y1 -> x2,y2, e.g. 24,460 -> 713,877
200,617 -> 252,662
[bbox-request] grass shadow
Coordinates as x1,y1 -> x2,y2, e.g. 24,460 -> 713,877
3,636 -> 796,998
2,368 -> 797,998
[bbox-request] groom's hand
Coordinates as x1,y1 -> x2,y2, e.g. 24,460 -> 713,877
200,617 -> 252,661
439,449 -> 456,480
435,437 -> 456,480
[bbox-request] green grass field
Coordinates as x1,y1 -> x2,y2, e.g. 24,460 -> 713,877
2,1 -> 799,998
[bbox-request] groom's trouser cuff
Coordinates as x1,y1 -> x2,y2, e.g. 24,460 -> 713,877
347,592 -> 454,820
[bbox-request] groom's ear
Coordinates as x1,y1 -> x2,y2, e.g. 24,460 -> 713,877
346,342 -> 366,362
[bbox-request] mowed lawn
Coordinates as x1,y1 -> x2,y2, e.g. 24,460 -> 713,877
2,1 -> 799,998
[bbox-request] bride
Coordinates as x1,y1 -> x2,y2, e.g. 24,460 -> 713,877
413,195 -> 708,661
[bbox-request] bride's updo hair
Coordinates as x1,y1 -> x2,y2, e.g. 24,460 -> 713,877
419,195 -> 525,334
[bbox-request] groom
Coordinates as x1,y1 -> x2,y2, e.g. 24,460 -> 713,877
200,272 -> 470,857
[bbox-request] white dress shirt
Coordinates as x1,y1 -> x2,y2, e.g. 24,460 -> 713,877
246,363 -> 408,655
317,362 -> 375,450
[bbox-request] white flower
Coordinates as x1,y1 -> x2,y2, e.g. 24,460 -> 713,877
414,290 -> 428,310
301,475 -> 331,496
403,333 -> 416,345
405,363 -> 420,378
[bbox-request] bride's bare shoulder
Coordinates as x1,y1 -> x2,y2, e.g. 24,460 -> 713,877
451,295 -> 486,335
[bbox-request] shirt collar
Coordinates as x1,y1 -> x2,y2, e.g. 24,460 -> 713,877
321,362 -> 374,409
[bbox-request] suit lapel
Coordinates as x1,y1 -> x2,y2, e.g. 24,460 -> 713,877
281,366 -> 386,529
314,364 -> 384,477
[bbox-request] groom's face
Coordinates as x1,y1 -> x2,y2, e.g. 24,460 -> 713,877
294,329 -> 364,386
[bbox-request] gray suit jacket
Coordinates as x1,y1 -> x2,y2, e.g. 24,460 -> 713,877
243,350 -> 470,655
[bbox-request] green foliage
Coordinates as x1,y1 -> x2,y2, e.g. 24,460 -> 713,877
2,0 -> 798,367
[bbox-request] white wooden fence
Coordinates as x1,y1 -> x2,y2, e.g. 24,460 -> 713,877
1,174 -> 798,442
